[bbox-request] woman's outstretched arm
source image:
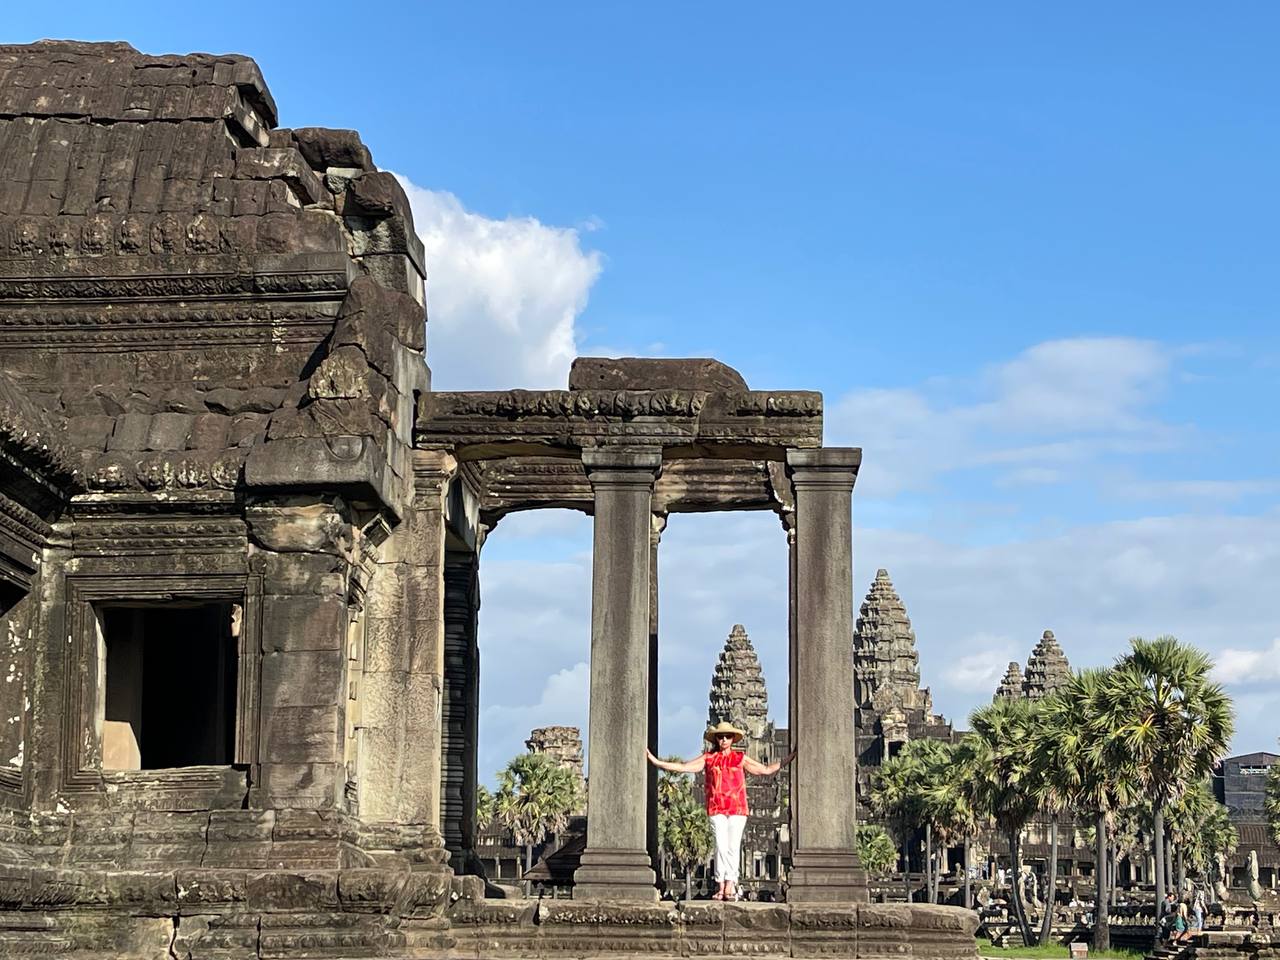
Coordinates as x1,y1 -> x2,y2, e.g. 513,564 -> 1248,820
645,748 -> 705,773
743,749 -> 797,776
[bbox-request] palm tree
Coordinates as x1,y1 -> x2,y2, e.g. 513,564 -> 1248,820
656,768 -> 713,900
965,696 -> 1042,947
475,783 -> 495,832
1169,780 -> 1235,888
917,739 -> 980,907
856,823 -> 899,879
870,744 -> 928,902
1029,687 -> 1080,946
494,751 -> 584,879
1100,636 -> 1233,935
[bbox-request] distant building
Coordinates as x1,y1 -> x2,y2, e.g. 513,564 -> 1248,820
853,569 -> 955,811
1214,752 -> 1280,889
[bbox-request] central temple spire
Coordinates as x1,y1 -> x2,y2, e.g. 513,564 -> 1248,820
853,568 -> 927,711
708,623 -> 771,754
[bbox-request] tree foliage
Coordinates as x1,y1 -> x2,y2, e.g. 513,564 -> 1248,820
856,823 -> 898,877
494,751 -> 583,873
655,762 -> 713,900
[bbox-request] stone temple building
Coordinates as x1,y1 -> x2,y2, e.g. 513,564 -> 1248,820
0,39 -> 977,958
853,569 -> 955,808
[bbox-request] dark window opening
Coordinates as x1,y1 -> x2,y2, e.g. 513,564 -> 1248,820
101,602 -> 239,770
0,582 -> 24,618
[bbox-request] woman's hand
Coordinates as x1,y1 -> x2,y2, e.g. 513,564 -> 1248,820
645,748 -> 659,766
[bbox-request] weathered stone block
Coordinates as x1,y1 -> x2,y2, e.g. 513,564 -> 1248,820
65,414 -> 115,451
144,410 -> 194,450
257,550 -> 347,596
174,868 -> 248,905
363,617 -> 408,673
261,704 -> 342,763
260,650 -> 344,708
292,127 -> 373,172
106,412 -> 151,450
187,412 -> 231,450
103,870 -> 176,906
255,762 -> 342,807
248,503 -> 349,555
261,595 -> 347,652
246,870 -> 339,912
206,809 -> 276,844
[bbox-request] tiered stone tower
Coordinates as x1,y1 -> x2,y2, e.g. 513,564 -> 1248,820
854,569 -> 928,711
852,569 -> 953,805
993,631 -> 1073,701
1023,629 -> 1071,699
708,623 -> 772,758
995,661 -> 1025,700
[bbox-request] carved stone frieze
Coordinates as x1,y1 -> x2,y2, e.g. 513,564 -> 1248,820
0,268 -> 349,304
69,516 -> 246,554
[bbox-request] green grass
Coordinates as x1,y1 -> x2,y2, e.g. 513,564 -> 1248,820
976,938 -> 1145,960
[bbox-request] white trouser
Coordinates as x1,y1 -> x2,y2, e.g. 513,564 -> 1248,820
710,813 -> 748,884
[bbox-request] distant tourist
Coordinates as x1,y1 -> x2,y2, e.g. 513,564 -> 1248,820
645,721 -> 795,902
1158,891 -> 1177,940
1191,889 -> 1206,936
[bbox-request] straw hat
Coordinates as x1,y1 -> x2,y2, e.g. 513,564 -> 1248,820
704,721 -> 745,744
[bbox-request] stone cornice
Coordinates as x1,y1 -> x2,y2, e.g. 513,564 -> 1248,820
416,389 -> 823,456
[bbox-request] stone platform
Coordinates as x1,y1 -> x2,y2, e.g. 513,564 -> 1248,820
452,896 -> 979,959
0,861 -> 978,958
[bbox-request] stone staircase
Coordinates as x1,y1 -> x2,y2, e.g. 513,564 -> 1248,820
1145,931 -> 1280,960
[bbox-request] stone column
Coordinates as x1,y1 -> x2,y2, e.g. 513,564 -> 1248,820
647,513 -> 666,881
441,548 -> 480,873
573,448 -> 661,900
357,450 -> 453,867
785,447 -> 867,903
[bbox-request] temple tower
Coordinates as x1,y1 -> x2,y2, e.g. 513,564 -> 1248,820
1023,629 -> 1071,699
852,569 -> 952,807
853,569 -> 928,712
708,623 -> 772,758
995,661 -> 1025,700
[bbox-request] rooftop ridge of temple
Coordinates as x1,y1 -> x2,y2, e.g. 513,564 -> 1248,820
707,623 -> 771,755
1023,628 -> 1072,699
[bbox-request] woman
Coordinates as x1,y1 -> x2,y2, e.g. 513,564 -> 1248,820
645,721 -> 795,901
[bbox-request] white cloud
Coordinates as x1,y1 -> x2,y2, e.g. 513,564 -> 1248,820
1214,638 -> 1280,686
983,337 -> 1171,432
942,641 -> 1020,694
829,337 -> 1180,499
394,175 -> 603,391
480,661 -> 591,786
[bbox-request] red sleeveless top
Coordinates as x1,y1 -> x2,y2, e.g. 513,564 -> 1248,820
703,749 -> 748,816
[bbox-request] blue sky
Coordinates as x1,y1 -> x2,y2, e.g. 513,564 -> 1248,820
12,4 -> 1280,780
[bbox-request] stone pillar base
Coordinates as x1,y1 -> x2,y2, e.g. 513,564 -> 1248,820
572,848 -> 657,900
787,849 -> 868,903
